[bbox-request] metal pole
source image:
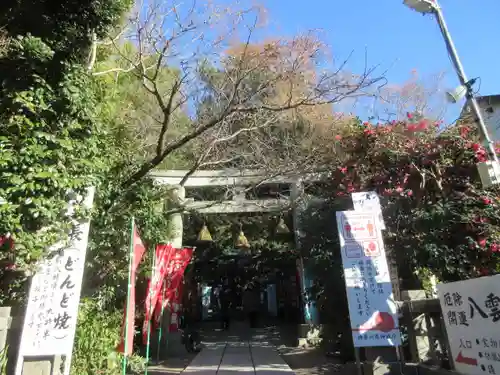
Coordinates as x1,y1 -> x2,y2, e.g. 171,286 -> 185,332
354,347 -> 363,375
122,217 -> 135,375
156,279 -> 166,364
291,179 -> 312,324
431,0 -> 498,163
145,250 -> 156,375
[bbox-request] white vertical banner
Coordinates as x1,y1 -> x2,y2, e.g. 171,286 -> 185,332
336,210 -> 400,347
351,191 -> 386,230
15,187 -> 95,375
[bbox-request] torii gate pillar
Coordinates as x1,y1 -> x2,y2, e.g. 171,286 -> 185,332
165,185 -> 185,248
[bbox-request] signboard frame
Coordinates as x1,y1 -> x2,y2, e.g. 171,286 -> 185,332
336,210 -> 401,348
437,274 -> 500,375
15,187 -> 95,375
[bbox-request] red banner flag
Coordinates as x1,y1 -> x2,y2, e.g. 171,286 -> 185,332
117,223 -> 146,355
142,243 -> 175,344
164,248 -> 193,332
151,247 -> 194,333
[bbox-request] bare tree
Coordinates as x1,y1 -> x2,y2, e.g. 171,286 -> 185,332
369,69 -> 449,122
92,0 -> 386,191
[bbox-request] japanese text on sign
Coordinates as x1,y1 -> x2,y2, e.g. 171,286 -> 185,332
336,210 -> 400,348
438,275 -> 500,375
16,188 -> 93,372
351,191 -> 386,230
20,251 -> 86,355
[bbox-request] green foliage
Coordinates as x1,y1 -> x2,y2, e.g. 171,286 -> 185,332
94,42 -> 195,168
0,0 -> 133,63
81,41 -> 188,306
183,212 -> 295,285
71,298 -> 145,375
0,36 -> 111,303
414,267 -> 440,297
0,0 -> 161,372
295,197 -> 355,357
84,165 -> 171,307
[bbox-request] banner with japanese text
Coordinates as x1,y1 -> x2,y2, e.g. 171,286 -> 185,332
336,210 -> 401,347
165,248 -> 193,332
142,243 -> 174,343
168,282 -> 185,332
154,248 -> 193,332
438,274 -> 500,375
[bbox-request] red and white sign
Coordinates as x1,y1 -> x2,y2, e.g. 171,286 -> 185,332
363,241 -> 380,257
336,210 -> 400,347
147,247 -> 193,336
351,191 -> 386,230
142,244 -> 174,343
163,248 -> 193,332
340,214 -> 378,242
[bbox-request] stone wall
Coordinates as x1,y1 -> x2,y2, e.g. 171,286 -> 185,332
0,306 -> 65,375
0,306 -> 21,375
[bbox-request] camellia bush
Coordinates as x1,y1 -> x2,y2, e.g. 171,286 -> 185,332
318,114 -> 500,284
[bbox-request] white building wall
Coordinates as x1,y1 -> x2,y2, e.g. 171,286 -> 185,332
463,99 -> 500,143
482,103 -> 500,143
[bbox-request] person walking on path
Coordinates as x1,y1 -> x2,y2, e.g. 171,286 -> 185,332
243,284 -> 259,328
218,281 -> 231,330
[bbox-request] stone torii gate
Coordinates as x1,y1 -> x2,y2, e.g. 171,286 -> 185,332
151,169 -> 323,328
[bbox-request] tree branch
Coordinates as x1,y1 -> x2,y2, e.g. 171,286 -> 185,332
155,77 -> 185,157
178,114 -> 278,186
92,65 -> 136,76
87,32 -> 98,71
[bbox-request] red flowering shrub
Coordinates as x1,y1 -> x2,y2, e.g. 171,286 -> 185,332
323,117 -> 500,282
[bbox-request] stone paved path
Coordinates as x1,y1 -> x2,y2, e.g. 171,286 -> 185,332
149,322 -> 354,375
182,341 -> 295,375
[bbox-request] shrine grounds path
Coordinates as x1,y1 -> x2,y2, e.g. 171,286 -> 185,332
148,322 -> 356,375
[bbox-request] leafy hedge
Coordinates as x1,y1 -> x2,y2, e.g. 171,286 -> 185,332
72,298 -> 145,375
324,116 -> 500,283
0,36 -> 111,303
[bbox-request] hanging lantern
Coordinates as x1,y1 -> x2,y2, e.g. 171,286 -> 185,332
235,224 -> 250,249
197,223 -> 213,242
275,217 -> 290,235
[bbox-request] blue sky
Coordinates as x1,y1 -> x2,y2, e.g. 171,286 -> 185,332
253,0 -> 499,121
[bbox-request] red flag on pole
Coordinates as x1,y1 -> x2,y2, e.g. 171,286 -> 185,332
163,248 -> 193,332
142,243 -> 174,344
151,248 -> 193,332
117,223 -> 146,355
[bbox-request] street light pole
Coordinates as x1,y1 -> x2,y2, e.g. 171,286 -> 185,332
431,0 -> 499,164
404,0 -> 498,164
